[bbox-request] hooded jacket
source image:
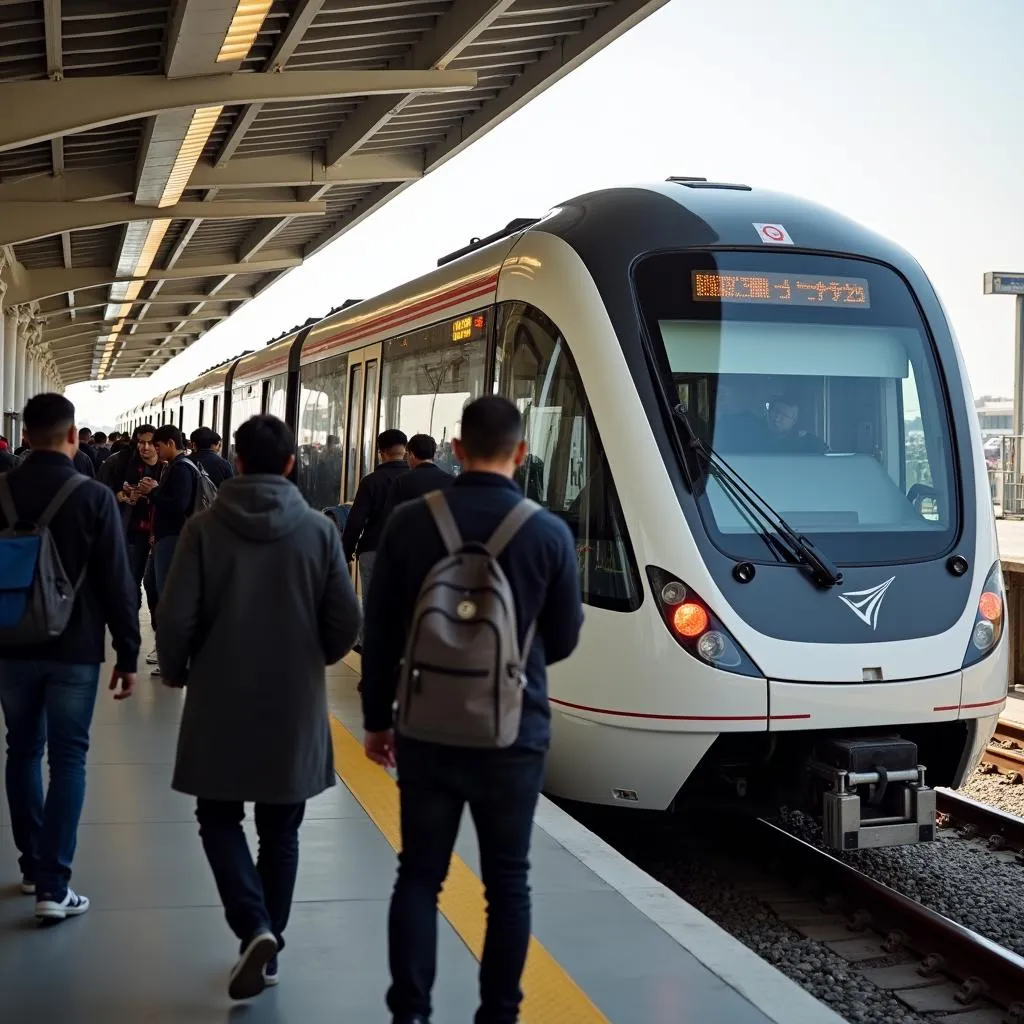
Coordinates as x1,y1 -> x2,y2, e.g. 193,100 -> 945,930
157,473 -> 361,803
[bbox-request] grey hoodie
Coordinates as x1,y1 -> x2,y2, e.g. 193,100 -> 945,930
156,472 -> 361,803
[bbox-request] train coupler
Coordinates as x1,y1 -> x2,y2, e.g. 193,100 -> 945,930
809,736 -> 936,851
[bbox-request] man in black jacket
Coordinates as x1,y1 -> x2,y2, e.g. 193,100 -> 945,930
341,428 -> 407,608
137,424 -> 197,602
0,394 -> 139,923
189,427 -> 234,488
380,434 -> 453,526
362,397 -> 583,1024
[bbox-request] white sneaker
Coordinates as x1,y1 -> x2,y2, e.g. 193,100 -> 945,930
229,931 -> 277,1000
145,648 -> 158,665
36,888 -> 90,922
20,878 -> 35,895
150,664 -> 162,676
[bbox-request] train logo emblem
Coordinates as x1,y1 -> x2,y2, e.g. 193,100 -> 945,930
837,577 -> 895,630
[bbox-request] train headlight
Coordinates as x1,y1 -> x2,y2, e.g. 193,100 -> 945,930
962,561 -> 1005,667
647,566 -> 762,677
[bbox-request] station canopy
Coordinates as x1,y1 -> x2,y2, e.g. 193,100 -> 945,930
0,0 -> 665,386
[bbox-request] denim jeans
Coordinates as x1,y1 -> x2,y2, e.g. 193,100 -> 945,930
195,800 -> 306,950
152,535 -> 179,598
387,738 -> 546,1024
0,660 -> 101,897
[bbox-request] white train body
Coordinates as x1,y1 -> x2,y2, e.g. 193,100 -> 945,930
121,182 -> 1007,850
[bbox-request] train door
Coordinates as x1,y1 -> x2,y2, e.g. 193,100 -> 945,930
340,345 -> 382,599
340,344 -> 382,505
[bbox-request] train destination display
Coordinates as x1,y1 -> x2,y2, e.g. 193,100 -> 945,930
693,271 -> 870,308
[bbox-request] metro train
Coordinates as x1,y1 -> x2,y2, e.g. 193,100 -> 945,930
120,181 -> 1008,851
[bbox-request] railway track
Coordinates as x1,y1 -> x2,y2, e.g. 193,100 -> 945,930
936,787 -> 1024,856
981,719 -> 1024,780
750,818 -> 1024,1019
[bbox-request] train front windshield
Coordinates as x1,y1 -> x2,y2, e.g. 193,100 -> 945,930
635,251 -> 959,565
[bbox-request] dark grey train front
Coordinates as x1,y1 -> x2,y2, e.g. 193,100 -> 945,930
532,181 -> 1005,851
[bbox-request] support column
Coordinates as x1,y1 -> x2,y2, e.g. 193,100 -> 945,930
12,308 -> 29,437
0,308 -> 5,432
2,308 -> 16,439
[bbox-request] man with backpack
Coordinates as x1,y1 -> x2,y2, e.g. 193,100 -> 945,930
361,396 -> 584,1024
0,393 -> 140,922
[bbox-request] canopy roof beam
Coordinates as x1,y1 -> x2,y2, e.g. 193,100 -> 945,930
0,71 -> 478,153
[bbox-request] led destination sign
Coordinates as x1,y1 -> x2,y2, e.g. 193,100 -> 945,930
693,271 -> 871,308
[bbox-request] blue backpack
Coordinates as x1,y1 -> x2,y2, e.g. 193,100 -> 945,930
0,473 -> 89,644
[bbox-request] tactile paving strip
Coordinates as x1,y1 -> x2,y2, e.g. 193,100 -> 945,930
329,717 -> 610,1023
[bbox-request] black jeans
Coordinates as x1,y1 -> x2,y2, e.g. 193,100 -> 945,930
387,738 -> 546,1024
195,800 -> 306,950
126,536 -> 157,620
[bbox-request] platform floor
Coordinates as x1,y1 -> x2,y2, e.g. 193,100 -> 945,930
0,628 -> 844,1024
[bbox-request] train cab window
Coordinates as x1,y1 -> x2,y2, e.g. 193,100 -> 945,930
378,311 -> 490,476
635,251 -> 958,564
297,354 -> 348,511
494,301 -> 642,611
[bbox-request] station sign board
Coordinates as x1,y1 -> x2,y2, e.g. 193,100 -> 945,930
984,272 -> 1024,295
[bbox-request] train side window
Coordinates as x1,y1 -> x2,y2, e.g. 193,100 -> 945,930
494,301 -> 642,612
297,354 -> 348,511
378,309 -> 491,475
212,394 -> 220,435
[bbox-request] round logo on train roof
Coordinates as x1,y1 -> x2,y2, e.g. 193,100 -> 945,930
456,600 -> 476,620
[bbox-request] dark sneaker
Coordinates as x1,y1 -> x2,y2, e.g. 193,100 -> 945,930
36,888 -> 90,921
263,956 -> 279,987
228,931 -> 277,1000
20,878 -> 35,896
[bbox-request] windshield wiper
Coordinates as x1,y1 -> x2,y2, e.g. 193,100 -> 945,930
672,405 -> 843,589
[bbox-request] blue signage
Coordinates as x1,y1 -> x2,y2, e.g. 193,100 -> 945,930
984,272 -> 1024,295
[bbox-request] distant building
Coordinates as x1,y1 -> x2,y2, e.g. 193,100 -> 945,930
975,396 -> 1013,437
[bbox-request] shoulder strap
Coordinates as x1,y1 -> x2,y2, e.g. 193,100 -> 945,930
0,474 -> 18,525
425,490 -> 462,555
37,474 -> 89,528
486,499 -> 541,559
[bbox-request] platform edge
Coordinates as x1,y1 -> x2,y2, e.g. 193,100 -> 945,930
532,798 -> 847,1024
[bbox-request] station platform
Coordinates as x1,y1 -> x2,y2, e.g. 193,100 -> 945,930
0,629 -> 844,1024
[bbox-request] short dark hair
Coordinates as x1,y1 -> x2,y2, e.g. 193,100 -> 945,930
190,426 -> 218,450
407,433 -> 437,461
458,396 -> 523,460
377,428 -> 407,454
152,424 -> 184,449
108,431 -> 120,441
79,427 -> 92,440
135,424 -> 156,441
23,393 -> 76,448
235,415 -> 295,475
93,431 -> 107,444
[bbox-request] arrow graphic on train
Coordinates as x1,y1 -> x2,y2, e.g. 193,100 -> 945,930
837,577 -> 896,630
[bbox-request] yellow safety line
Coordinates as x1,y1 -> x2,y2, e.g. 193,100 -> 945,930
329,716 -> 610,1023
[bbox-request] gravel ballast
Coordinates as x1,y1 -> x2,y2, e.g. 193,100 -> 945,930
777,803 -> 1024,958
959,768 -> 1024,818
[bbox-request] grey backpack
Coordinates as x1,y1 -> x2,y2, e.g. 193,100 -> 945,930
0,473 -> 89,644
396,491 -> 541,748
183,458 -> 218,514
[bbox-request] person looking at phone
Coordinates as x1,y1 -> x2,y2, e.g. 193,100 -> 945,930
115,425 -> 161,629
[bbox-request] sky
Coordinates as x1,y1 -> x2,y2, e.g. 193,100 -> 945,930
68,0 -> 1024,428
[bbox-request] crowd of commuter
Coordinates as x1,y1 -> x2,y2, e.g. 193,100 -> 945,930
0,392 -> 583,1023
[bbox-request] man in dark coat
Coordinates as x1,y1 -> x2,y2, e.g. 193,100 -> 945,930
189,426 -> 234,488
379,433 -> 453,526
156,414 -> 361,1001
341,428 -> 408,606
